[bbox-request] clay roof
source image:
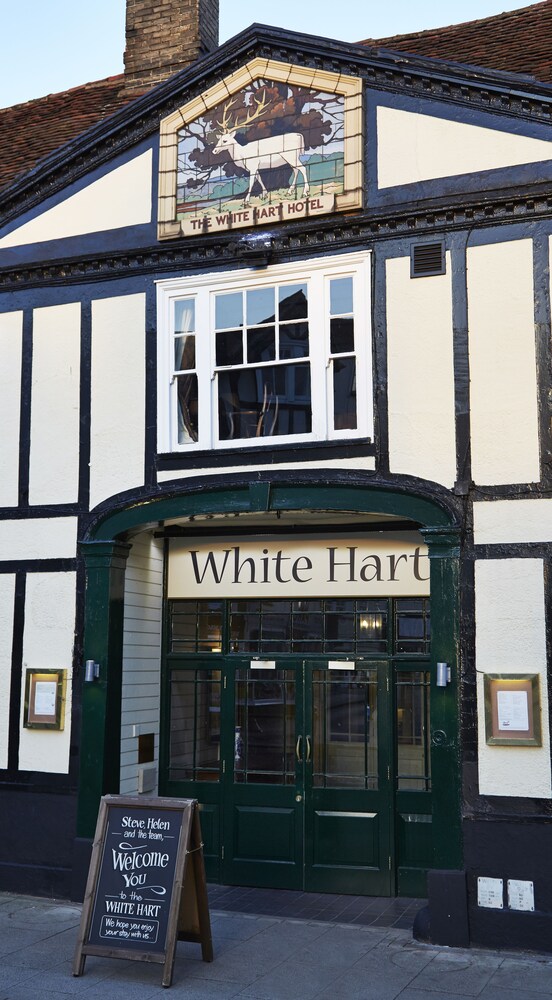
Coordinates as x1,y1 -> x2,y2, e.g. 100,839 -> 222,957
366,1 -> 552,84
0,75 -> 136,192
1,3 -> 552,195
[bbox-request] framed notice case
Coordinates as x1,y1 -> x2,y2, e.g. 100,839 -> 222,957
484,674 -> 541,746
23,669 -> 66,730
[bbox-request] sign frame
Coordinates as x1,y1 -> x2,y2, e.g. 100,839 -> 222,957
23,668 -> 66,730
73,795 -> 213,988
484,673 -> 542,746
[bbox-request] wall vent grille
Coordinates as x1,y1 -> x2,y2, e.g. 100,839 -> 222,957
411,242 -> 446,278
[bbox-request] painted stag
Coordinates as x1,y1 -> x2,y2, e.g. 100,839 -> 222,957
212,92 -> 309,204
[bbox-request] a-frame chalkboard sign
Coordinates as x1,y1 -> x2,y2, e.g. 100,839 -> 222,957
73,796 -> 213,988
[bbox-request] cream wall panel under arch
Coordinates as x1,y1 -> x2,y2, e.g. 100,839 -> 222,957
468,239 -> 539,486
377,107 -> 552,188
0,150 -> 152,249
475,558 -> 551,799
89,293 -> 146,508
386,253 -> 456,487
29,302 -> 81,505
0,311 -> 22,506
18,572 -> 76,775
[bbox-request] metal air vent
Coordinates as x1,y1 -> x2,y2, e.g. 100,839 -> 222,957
410,241 -> 446,278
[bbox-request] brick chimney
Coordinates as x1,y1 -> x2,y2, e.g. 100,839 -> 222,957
123,0 -> 219,93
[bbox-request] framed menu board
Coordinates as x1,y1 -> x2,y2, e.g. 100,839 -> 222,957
23,669 -> 66,730
73,796 -> 213,988
484,674 -> 541,746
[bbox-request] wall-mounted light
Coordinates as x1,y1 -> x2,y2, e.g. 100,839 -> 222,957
84,659 -> 100,683
436,662 -> 451,687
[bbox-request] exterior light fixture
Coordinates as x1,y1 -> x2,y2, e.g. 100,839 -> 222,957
436,662 -> 451,687
84,659 -> 100,683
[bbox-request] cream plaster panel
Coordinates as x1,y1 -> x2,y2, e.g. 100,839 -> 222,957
0,517 -> 77,560
0,151 -> 152,249
386,254 -> 456,487
156,456 -> 376,483
474,499 -> 552,545
18,572 -> 76,774
475,559 -> 550,798
377,107 -> 552,187
29,303 -> 80,505
0,311 -> 22,506
0,575 -> 15,769
90,294 -> 145,508
468,240 -> 539,486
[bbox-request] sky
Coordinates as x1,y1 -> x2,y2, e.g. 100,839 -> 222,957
0,1 -> 544,109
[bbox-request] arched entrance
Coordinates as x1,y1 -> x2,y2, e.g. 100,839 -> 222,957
75,481 -> 461,898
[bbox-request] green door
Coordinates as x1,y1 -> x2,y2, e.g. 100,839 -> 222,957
221,659 -> 392,894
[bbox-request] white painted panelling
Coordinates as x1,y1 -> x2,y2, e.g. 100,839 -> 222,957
0,151 -> 152,248
0,312 -> 22,506
120,533 -> 163,796
90,294 -> 145,508
0,576 -> 15,769
377,107 -> 552,188
156,456 -> 376,483
475,559 -> 551,798
29,303 -> 81,505
0,517 -> 77,560
468,240 -> 539,486
386,254 -> 456,487
474,499 -> 552,545
19,572 -> 76,774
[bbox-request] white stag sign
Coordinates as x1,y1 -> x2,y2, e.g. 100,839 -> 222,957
175,78 -> 347,235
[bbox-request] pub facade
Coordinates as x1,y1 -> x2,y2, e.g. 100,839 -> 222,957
0,0 -> 551,952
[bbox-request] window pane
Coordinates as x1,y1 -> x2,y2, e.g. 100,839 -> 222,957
247,286 -> 275,325
218,364 -> 312,440
169,671 -> 221,782
247,327 -> 276,363
176,373 -> 198,443
235,670 -> 295,785
333,357 -> 357,430
215,292 -> 243,329
216,330 -> 243,367
330,276 -> 353,315
174,334 -> 195,371
396,671 -> 431,791
175,298 -> 195,333
279,284 -> 308,320
330,317 -> 354,354
279,322 -> 309,359
312,668 -> 378,790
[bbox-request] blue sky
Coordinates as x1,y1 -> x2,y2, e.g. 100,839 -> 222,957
0,1 -> 542,109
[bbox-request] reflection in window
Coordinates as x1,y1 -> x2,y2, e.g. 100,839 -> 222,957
312,668 -> 378,789
169,670 -> 221,781
234,669 -> 295,785
396,670 -> 431,791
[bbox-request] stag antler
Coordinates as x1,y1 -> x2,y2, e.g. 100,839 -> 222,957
216,90 -> 270,134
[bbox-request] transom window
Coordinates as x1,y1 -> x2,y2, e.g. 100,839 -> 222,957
157,253 -> 372,452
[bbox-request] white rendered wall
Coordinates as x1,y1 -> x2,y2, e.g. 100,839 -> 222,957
29,303 -> 81,505
386,254 -> 456,487
467,240 -> 540,486
90,294 -> 146,508
377,107 -> 552,188
475,558 -> 551,798
0,575 -> 15,769
18,572 -> 76,774
0,151 -> 152,248
0,311 -> 22,506
474,498 -> 552,545
0,517 -> 77,560
120,533 -> 163,795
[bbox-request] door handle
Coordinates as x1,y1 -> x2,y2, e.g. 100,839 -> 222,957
295,736 -> 303,762
306,735 -> 312,762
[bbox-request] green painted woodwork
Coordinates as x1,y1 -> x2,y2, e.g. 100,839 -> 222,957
78,481 -> 462,889
76,540 -> 130,838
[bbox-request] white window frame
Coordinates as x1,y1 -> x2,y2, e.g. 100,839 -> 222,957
156,251 -> 372,453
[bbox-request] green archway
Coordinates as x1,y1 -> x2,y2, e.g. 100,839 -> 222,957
75,480 -> 461,886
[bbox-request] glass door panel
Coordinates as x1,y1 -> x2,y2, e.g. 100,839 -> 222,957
312,669 -> 378,789
234,669 -> 296,785
394,664 -> 432,897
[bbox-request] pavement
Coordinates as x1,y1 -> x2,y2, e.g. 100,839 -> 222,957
0,890 -> 552,1000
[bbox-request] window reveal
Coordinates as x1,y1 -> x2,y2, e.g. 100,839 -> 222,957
158,253 -> 371,452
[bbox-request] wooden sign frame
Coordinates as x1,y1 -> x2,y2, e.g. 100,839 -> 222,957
484,674 -> 542,746
73,796 -> 213,988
